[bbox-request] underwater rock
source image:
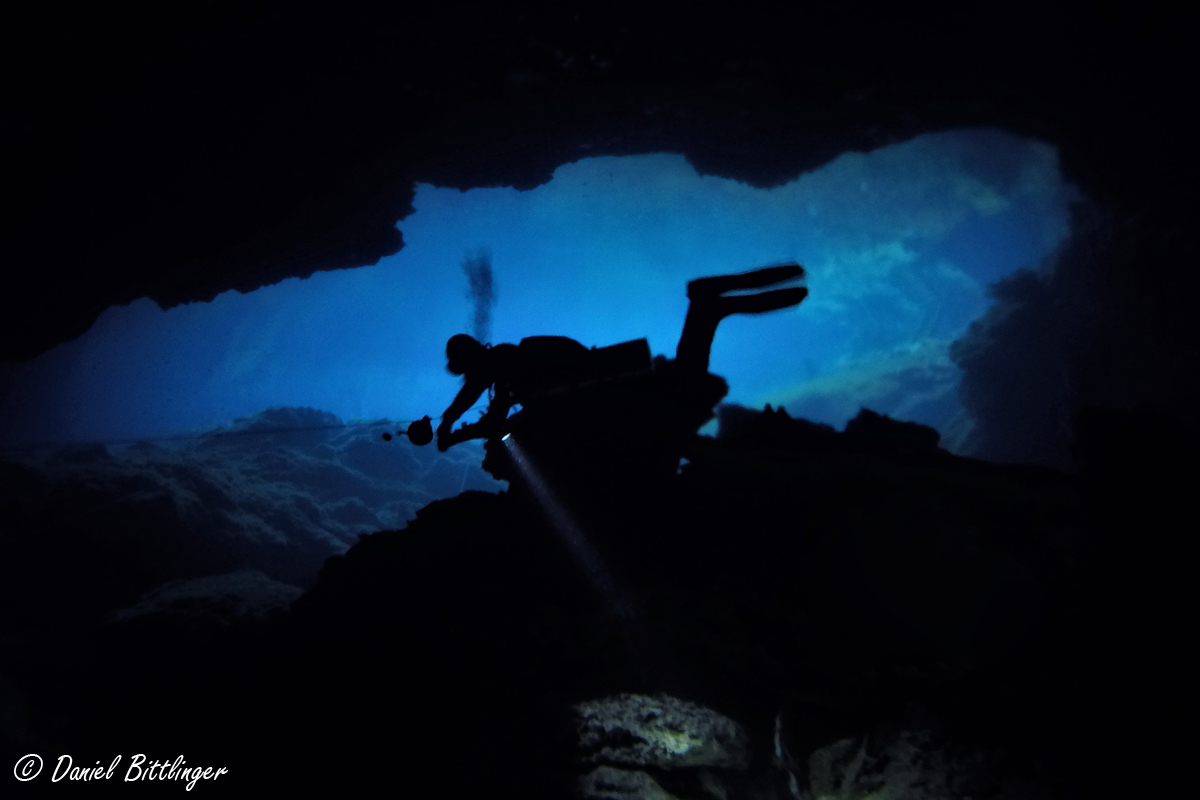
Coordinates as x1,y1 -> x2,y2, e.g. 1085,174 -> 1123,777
575,693 -> 751,770
56,443 -> 112,464
713,404 -> 943,458
109,569 -> 302,628
842,408 -> 941,452
715,403 -> 838,450
579,765 -> 682,800
802,729 -> 1052,800
9,395 -> 1174,796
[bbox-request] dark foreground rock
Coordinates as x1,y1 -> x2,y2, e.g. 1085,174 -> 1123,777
2,404 -> 1193,797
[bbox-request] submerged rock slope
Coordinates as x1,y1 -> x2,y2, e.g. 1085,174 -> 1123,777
3,403 -> 1191,797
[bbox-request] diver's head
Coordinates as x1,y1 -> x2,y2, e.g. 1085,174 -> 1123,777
446,333 -> 488,375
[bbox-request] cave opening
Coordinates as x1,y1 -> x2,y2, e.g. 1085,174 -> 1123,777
0,126 -> 1075,462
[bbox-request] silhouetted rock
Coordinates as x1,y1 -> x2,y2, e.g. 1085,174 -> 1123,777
843,408 -> 941,453
579,766 -> 680,800
716,403 -> 838,450
3,7 -> 1192,368
950,203 -> 1199,469
575,693 -> 750,770
800,729 -> 1054,800
110,570 -> 301,629
574,693 -> 758,800
260,399 -> 1091,794
2,397 -> 1191,797
60,443 -> 113,464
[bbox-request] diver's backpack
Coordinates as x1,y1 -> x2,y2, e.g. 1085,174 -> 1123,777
512,337 -> 652,403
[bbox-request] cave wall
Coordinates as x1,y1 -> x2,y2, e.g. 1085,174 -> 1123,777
4,4 -> 1192,359
3,4 -> 1195,465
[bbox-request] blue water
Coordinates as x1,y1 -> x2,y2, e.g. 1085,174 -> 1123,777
0,128 -> 1075,452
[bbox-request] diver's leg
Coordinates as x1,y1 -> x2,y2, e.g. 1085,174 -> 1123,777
712,286 -> 808,315
676,302 -> 723,373
687,262 -> 805,300
676,286 -> 808,373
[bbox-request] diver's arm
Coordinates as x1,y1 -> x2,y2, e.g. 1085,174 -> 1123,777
437,378 -> 490,449
437,386 -> 513,451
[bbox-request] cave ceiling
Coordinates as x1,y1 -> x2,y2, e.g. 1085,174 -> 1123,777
2,4 -> 1192,361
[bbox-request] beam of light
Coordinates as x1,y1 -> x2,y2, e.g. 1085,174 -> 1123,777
501,433 -> 629,614
502,432 -> 697,692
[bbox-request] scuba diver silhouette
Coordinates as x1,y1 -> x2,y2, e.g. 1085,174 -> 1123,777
435,262 -> 806,452
436,333 -> 591,451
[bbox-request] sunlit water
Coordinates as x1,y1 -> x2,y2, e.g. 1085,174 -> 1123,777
0,128 -> 1075,454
